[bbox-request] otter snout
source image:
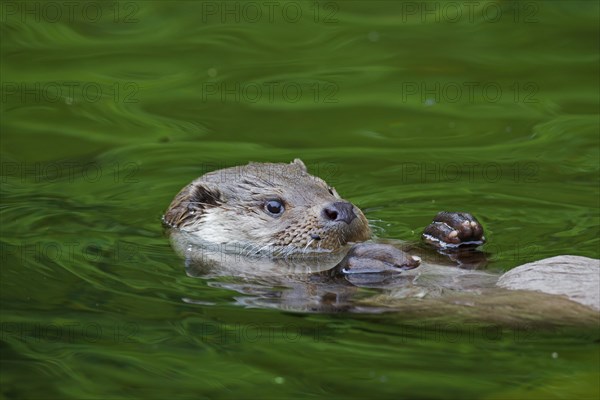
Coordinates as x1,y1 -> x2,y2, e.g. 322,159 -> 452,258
322,202 -> 357,225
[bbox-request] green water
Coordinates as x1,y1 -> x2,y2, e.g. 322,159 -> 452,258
1,0 -> 599,398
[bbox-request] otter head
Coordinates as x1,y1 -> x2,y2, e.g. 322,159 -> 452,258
163,159 -> 371,256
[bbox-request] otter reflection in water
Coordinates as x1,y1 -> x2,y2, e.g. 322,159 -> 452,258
163,159 -> 600,320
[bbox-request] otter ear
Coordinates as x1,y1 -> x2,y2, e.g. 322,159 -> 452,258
163,183 -> 221,228
291,158 -> 307,172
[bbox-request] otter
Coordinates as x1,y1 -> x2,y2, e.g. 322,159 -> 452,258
164,159 -> 483,268
164,159 -> 599,316
163,159 -> 372,256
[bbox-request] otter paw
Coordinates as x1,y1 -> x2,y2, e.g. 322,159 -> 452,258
338,243 -> 421,275
422,211 -> 485,248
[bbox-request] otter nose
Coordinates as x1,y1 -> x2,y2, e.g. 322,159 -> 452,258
322,202 -> 357,225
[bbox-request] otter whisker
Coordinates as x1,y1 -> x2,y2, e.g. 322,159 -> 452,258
255,242 -> 275,256
239,243 -> 254,256
303,239 -> 315,253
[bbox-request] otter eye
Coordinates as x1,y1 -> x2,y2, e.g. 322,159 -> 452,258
328,187 -> 335,196
264,200 -> 284,217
